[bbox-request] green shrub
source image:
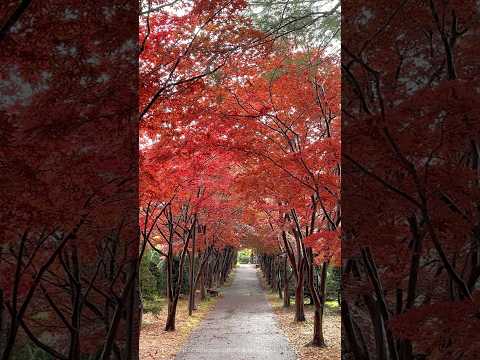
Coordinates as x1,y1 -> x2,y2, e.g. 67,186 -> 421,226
140,249 -> 193,304
326,266 -> 341,302
237,249 -> 252,264
143,295 -> 164,315
139,250 -> 160,300
12,343 -> 100,360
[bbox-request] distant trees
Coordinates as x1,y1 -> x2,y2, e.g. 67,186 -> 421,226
138,0 -> 340,348
237,249 -> 253,264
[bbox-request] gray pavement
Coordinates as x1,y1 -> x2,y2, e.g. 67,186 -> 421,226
175,264 -> 296,360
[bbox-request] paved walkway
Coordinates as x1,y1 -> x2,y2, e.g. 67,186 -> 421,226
175,264 -> 296,360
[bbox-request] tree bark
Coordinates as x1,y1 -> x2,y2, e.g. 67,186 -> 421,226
283,256 -> 290,307
307,257 -> 327,347
165,298 -> 178,331
188,225 -> 196,316
294,259 -> 306,322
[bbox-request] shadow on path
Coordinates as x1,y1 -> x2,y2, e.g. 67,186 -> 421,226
175,264 -> 296,360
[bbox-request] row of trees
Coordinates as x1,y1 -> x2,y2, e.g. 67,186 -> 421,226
234,53 -> 341,346
257,252 -> 340,321
5,1 -> 480,359
139,149 -> 241,330
0,0 -> 139,358
140,246 -> 236,301
0,0 -> 340,358
138,0 -> 341,348
342,1 -> 480,359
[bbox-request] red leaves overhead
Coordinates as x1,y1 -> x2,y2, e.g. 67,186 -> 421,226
139,0 -> 340,266
342,1 -> 480,358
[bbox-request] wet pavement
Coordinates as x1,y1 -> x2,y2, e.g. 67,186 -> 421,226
175,264 -> 296,360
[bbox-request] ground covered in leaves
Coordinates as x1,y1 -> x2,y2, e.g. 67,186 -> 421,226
258,270 -> 341,360
139,272 -> 236,359
139,296 -> 219,359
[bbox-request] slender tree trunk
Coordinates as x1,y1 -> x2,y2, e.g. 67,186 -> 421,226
295,261 -> 305,322
166,247 -> 173,302
126,266 -> 141,360
68,247 -> 81,360
220,247 -> 232,285
0,289 -> 4,354
362,248 -> 399,360
277,267 -> 283,299
290,211 -> 306,323
274,256 -> 282,298
188,231 -> 196,316
165,298 -> 178,331
1,316 -> 18,360
193,248 -> 211,303
212,252 -> 221,288
283,256 -> 290,307
311,308 -> 325,346
364,294 -> 389,360
2,233 -> 27,360
100,264 -> 137,360
309,259 -> 327,347
165,216 -> 194,331
200,271 -> 206,301
342,299 -> 370,360
282,230 -> 301,317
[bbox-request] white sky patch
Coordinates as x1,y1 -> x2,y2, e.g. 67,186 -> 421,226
0,67 -> 51,109
102,6 -> 116,21
64,8 -> 79,20
358,7 -> 374,25
56,43 -> 77,56
140,133 -> 161,149
140,0 -> 192,17
86,56 -> 100,65
96,73 -> 110,83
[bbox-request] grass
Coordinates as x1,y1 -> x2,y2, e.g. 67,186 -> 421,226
256,270 -> 341,360
143,295 -> 167,315
139,270 -> 236,359
325,300 -> 340,311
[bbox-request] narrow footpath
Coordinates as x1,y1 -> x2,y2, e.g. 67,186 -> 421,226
175,264 -> 296,360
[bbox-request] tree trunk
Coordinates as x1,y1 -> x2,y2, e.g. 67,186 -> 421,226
276,256 -> 282,298
200,271 -> 206,301
188,232 -> 196,316
126,267 -> 141,360
165,299 -> 178,331
295,265 -> 305,322
341,300 -> 370,360
192,248 -> 211,304
68,247 -> 81,360
283,256 -> 290,307
165,215 -> 194,331
308,259 -> 327,347
311,308 -> 325,346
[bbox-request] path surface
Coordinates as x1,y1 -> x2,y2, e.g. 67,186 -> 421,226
175,264 -> 296,360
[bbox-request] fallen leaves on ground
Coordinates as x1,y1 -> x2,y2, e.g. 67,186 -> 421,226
139,297 -> 218,359
139,271 -> 235,359
257,270 -> 341,360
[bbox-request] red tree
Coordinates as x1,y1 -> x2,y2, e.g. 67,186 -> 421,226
342,1 -> 480,359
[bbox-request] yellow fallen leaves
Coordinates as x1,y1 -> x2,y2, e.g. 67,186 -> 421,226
258,271 -> 341,360
139,297 -> 218,359
139,271 -> 236,359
